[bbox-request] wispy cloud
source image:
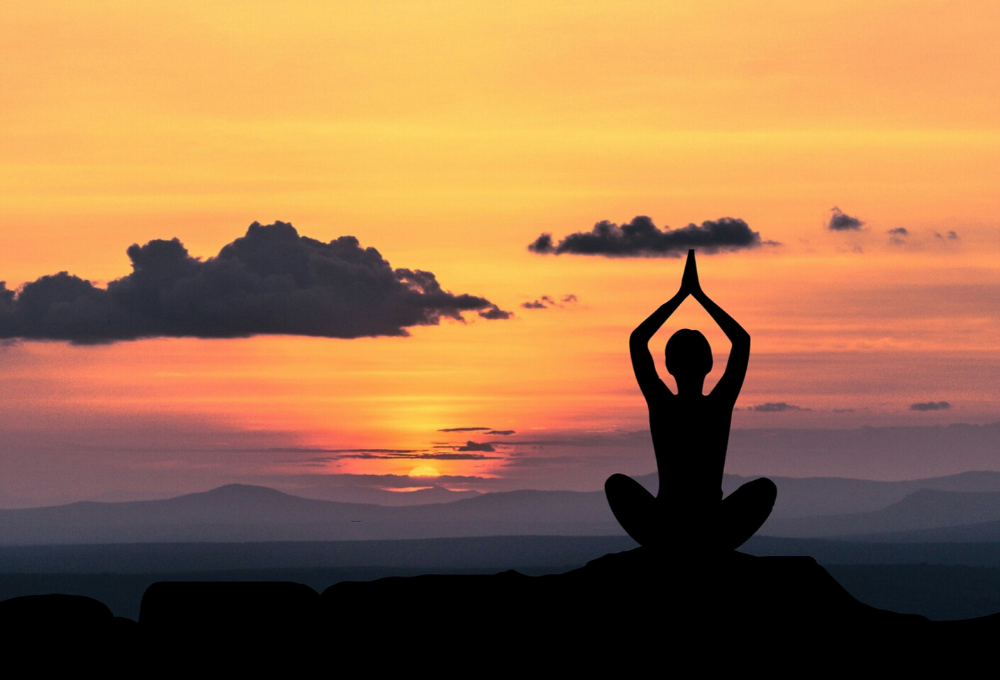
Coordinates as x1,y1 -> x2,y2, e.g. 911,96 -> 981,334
749,402 -> 811,413
910,401 -> 951,412
521,294 -> 579,310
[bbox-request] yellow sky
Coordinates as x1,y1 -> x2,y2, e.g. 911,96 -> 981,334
1,2 -> 998,499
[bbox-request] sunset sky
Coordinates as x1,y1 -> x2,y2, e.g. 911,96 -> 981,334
1,1 -> 999,506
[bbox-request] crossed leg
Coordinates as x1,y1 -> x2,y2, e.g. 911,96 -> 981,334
718,477 -> 777,551
605,473 -> 660,547
605,474 -> 776,551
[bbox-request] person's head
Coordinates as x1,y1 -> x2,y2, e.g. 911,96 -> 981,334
665,329 -> 713,383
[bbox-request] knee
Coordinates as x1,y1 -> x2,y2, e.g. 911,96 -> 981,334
751,477 -> 777,505
604,473 -> 633,497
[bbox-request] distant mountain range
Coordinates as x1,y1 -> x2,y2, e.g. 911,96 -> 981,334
0,484 -> 620,544
5,470 -> 1000,544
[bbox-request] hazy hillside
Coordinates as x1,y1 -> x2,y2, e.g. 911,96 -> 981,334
636,471 -> 1000,520
843,520 -> 1000,543
761,490 -> 1000,538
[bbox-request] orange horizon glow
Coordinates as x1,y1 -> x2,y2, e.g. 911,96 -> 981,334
1,2 -> 999,503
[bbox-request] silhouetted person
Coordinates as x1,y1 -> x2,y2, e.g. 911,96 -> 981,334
606,250 -> 776,551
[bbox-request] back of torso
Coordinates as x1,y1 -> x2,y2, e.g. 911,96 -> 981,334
646,384 -> 734,507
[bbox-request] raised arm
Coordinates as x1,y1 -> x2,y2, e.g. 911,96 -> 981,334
630,291 -> 686,398
683,250 -> 750,402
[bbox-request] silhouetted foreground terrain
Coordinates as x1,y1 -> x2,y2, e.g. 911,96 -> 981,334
3,548 -> 996,668
7,536 -> 1000,620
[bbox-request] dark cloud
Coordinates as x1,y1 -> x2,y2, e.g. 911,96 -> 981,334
887,228 -> 908,237
0,222 -> 510,344
751,402 -> 811,413
263,448 -> 420,455
833,409 -> 856,413
528,216 -> 775,258
935,231 -> 960,240
910,401 -> 951,412
485,430 -> 515,436
562,294 -> 578,303
456,441 -> 496,452
478,305 -> 512,320
438,427 -> 490,433
828,207 -> 864,231
278,473 -> 493,489
522,300 -> 547,309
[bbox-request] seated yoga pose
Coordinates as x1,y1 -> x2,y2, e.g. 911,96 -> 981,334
605,250 -> 776,551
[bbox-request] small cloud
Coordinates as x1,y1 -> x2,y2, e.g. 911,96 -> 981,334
456,441 -> 495,452
948,231 -> 959,240
562,294 -> 578,304
529,216 -> 777,257
751,402 -> 811,413
478,305 -> 512,320
888,228 -> 908,245
833,408 -> 856,413
438,427 -> 490,433
485,430 -> 515,436
934,231 -> 959,240
522,300 -> 547,309
828,207 -> 864,231
910,401 -> 951,412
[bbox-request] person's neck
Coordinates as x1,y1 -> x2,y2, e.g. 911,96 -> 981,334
674,376 -> 705,396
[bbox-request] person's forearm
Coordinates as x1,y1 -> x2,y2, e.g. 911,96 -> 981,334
631,292 -> 687,346
693,290 -> 748,343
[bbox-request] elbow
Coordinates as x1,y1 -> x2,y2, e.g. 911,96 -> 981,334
629,330 -> 646,350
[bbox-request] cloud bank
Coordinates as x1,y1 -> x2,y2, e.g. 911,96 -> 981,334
528,216 -> 774,257
0,222 -> 510,343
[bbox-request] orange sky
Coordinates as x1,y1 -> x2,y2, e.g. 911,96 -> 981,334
1,2 -> 999,503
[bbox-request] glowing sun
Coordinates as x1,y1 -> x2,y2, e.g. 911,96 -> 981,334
408,465 -> 441,478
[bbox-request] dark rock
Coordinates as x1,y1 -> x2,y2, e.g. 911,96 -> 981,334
319,548 -> 996,670
139,581 -> 319,643
0,593 -> 113,629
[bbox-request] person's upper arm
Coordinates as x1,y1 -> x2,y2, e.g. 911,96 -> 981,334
710,332 -> 750,405
630,332 -> 670,399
